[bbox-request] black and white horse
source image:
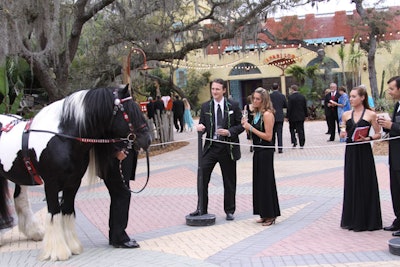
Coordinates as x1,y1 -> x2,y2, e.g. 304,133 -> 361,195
0,85 -> 151,260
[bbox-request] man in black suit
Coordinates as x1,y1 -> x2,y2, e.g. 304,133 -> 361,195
190,78 -> 244,220
172,95 -> 185,132
378,76 -> 400,235
287,84 -> 308,148
270,82 -> 287,153
146,96 -> 154,120
324,83 -> 340,141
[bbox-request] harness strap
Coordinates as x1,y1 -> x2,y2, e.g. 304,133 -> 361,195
22,119 -> 43,185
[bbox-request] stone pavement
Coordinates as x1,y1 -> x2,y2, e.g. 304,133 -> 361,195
1,120 -> 400,266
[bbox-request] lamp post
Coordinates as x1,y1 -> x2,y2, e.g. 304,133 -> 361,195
125,46 -> 151,96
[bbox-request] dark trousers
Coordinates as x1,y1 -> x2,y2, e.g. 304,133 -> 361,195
327,113 -> 339,141
390,168 -> 400,226
289,120 -> 305,147
174,114 -> 184,132
272,121 -> 284,151
103,150 -> 137,244
198,143 -> 236,214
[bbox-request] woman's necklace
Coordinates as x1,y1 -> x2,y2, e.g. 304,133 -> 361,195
253,112 -> 261,124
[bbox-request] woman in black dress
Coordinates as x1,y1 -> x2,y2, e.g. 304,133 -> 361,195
242,87 -> 280,226
339,86 -> 382,231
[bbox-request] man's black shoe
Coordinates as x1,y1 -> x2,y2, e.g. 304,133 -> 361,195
111,239 -> 140,249
226,213 -> 234,221
393,231 -> 400,237
384,224 -> 400,231
189,210 -> 206,216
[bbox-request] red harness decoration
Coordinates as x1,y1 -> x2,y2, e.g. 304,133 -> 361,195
22,119 -> 43,185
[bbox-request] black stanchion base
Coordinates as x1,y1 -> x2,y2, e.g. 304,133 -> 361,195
185,213 -> 216,226
388,238 -> 400,256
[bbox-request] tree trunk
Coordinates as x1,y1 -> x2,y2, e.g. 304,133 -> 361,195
367,35 -> 378,99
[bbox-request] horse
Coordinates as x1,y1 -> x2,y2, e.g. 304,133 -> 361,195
0,85 -> 151,261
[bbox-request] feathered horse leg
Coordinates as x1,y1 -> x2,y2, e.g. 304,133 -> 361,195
14,185 -> 44,241
38,182 -> 71,261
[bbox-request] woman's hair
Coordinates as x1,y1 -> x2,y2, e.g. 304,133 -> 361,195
253,87 -> 275,114
182,98 -> 190,109
351,86 -> 371,110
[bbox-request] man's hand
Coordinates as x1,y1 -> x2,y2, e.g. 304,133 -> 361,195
197,123 -> 206,132
116,149 -> 128,161
378,117 -> 392,130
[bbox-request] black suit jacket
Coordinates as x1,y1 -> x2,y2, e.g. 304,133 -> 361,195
270,90 -> 287,122
172,99 -> 185,117
199,98 -> 244,161
388,102 -> 400,171
324,91 -> 340,117
287,92 -> 308,122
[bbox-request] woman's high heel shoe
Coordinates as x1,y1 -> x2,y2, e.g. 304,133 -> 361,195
262,218 -> 276,226
256,218 -> 266,223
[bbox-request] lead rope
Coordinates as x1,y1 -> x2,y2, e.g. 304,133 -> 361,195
118,150 -> 150,194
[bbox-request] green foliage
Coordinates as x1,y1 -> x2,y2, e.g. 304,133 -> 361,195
375,97 -> 392,112
145,68 -> 172,97
182,71 -> 211,110
286,65 -> 306,85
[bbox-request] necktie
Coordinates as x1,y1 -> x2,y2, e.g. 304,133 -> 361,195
217,104 -> 223,129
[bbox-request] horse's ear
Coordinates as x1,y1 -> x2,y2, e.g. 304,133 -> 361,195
121,84 -> 130,97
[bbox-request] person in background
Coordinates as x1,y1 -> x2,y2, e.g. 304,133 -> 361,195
325,83 -> 340,141
146,96 -> 154,121
378,76 -> 400,236
330,86 -> 351,142
270,82 -> 287,153
189,78 -> 244,221
324,88 -> 331,135
182,98 -> 194,131
287,84 -> 308,148
339,86 -> 382,232
241,87 -> 280,226
172,95 -> 185,132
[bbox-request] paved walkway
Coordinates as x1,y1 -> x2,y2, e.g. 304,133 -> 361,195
1,120 -> 400,266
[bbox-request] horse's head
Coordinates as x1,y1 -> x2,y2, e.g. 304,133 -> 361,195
111,85 -> 151,151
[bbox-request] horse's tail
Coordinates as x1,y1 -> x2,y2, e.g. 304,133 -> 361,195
0,175 -> 14,229
85,148 -> 99,186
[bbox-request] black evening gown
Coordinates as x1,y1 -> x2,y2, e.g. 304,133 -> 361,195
340,110 -> 382,231
251,116 -> 281,219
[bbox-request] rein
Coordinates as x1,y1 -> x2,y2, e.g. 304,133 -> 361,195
118,150 -> 150,194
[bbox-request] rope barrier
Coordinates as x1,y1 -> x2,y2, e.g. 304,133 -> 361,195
147,134 -> 400,150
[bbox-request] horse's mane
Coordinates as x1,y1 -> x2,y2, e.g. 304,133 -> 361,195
59,88 -> 114,138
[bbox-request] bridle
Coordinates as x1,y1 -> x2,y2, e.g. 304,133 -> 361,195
112,90 -> 150,194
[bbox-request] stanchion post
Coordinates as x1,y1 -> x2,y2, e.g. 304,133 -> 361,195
185,131 -> 216,226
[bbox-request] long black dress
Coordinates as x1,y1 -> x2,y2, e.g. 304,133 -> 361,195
251,114 -> 281,219
340,109 -> 382,231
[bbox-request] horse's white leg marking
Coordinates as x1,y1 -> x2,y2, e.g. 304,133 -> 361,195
62,214 -> 82,255
14,186 -> 44,241
38,213 -> 71,261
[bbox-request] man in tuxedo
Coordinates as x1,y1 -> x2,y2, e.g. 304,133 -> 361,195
325,83 -> 340,141
378,76 -> 400,235
287,84 -> 308,148
190,78 -> 244,220
270,82 -> 287,153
